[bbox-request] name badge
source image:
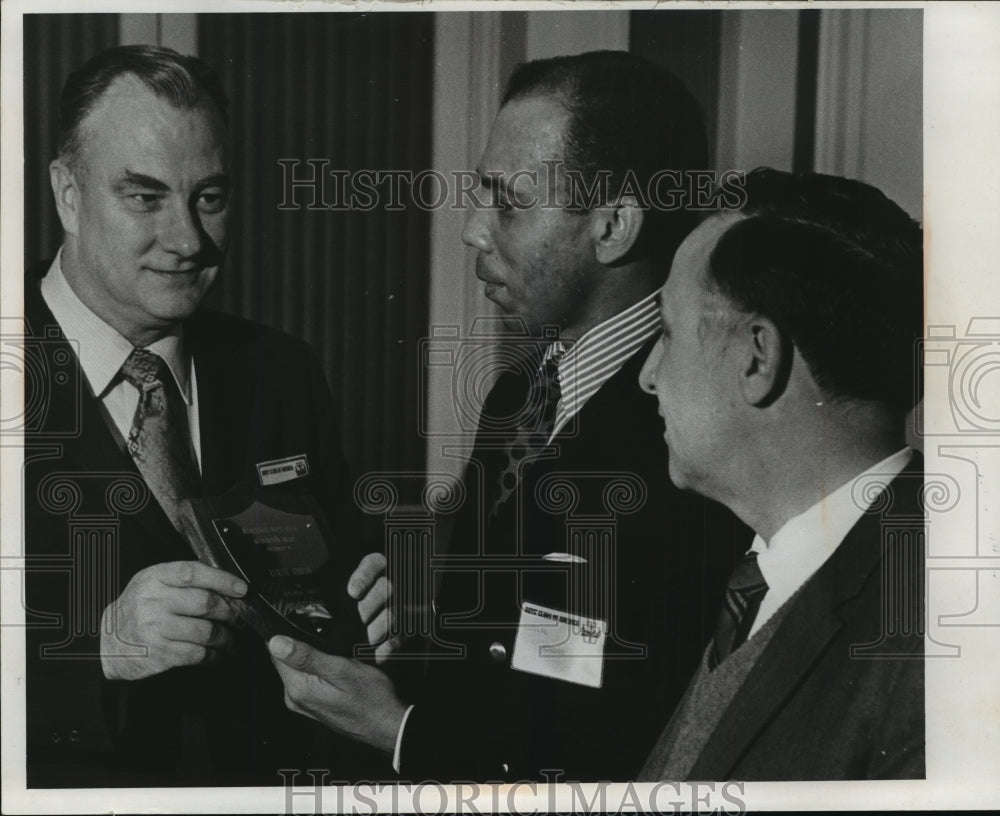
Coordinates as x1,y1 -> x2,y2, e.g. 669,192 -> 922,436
511,602 -> 606,689
256,454 -> 310,486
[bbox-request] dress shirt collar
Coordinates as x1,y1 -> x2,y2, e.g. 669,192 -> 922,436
748,446 -> 914,636
39,250 -> 192,403
541,291 -> 660,439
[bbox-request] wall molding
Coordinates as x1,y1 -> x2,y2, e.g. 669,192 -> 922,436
120,13 -> 197,54
814,9 -> 868,179
425,12 -> 513,479
715,11 -> 800,173
525,10 -> 628,60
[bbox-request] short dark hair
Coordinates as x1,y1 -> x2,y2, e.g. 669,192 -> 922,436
707,168 -> 923,413
503,50 -> 708,267
57,44 -> 228,165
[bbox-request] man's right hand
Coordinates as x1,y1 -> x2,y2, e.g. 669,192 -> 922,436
348,552 -> 401,665
100,561 -> 248,681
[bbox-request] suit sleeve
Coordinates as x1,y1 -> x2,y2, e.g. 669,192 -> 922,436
398,697 -> 513,781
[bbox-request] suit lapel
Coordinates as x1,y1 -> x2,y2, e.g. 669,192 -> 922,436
687,462 -> 919,779
687,575 -> 846,778
186,313 -> 252,495
24,272 -> 189,560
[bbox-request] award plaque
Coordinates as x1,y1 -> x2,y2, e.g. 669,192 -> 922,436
180,487 -> 362,655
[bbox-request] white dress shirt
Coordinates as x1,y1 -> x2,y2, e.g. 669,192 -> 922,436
39,251 -> 203,471
748,446 -> 914,638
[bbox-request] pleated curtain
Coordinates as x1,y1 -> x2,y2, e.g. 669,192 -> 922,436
23,14 -> 120,266
199,13 -> 434,498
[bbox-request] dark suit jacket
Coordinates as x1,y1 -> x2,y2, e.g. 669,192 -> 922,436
23,265 -> 379,787
640,457 -> 926,781
399,340 -> 748,781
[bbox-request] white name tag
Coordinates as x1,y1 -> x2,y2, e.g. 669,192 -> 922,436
256,454 -> 310,486
511,602 -> 606,689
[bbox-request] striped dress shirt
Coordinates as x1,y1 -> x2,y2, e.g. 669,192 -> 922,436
543,291 -> 660,442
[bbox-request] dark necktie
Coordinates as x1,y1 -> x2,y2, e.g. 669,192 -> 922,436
489,348 -> 563,519
120,348 -> 201,533
708,550 -> 769,670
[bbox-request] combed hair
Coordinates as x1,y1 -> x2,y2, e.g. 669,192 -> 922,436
708,168 -> 924,413
57,44 -> 228,164
503,50 -> 708,268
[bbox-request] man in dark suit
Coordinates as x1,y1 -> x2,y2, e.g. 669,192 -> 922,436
637,168 -> 925,780
269,51 -> 746,781
23,45 -> 384,787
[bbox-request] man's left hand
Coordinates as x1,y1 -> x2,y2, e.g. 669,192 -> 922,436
268,635 -> 406,755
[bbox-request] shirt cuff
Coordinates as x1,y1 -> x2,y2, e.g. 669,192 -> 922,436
392,704 -> 415,774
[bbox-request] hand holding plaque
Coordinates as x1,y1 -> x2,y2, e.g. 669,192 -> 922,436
180,485 -> 364,656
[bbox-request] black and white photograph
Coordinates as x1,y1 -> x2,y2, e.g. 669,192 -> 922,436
1,2 -> 997,813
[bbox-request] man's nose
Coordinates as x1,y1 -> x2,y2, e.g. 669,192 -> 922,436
160,200 -> 204,257
638,337 -> 663,394
461,204 -> 491,252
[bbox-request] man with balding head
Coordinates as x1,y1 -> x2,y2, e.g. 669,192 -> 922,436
638,168 -> 925,780
24,45 -> 384,787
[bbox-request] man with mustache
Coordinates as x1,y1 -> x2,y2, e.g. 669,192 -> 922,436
270,50 -> 746,781
23,45 -> 383,786
638,168 -> 925,780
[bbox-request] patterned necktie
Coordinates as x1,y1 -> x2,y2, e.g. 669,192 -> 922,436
489,347 -> 564,519
120,348 -> 201,533
708,550 -> 769,670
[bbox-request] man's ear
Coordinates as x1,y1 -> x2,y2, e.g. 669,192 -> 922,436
739,315 -> 789,407
49,158 -> 81,237
592,196 -> 644,265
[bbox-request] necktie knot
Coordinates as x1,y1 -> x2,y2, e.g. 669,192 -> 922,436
728,550 -> 768,595
531,346 -> 564,439
708,550 -> 769,670
121,348 -> 171,393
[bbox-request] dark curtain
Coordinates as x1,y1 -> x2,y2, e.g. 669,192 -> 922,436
630,11 -> 723,166
199,13 -> 434,497
23,14 -> 120,265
